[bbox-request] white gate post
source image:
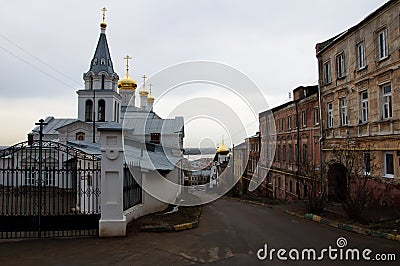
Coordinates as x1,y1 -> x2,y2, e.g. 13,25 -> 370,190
98,125 -> 126,237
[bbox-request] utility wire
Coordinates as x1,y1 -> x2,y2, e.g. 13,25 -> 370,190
0,45 -> 76,89
0,33 -> 82,88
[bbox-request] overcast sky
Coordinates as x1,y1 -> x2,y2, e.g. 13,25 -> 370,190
0,0 -> 387,146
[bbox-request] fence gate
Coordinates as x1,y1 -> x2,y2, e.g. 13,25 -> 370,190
0,141 -> 101,239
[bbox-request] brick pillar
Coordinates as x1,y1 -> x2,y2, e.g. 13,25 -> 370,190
98,125 -> 126,237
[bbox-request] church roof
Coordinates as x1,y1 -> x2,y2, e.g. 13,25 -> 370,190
88,32 -> 115,75
31,117 -> 78,136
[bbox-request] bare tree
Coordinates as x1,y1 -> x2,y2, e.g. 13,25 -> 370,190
328,142 -> 377,224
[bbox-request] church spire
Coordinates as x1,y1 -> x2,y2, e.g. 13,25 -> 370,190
87,7 -> 116,76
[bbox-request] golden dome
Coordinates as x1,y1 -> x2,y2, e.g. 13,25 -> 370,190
139,90 -> 149,96
118,75 -> 137,91
147,95 -> 154,103
216,138 -> 229,154
100,21 -> 107,30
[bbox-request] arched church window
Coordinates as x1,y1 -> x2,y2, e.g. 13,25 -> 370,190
76,132 -> 85,141
101,75 -> 105,90
93,58 -> 98,65
108,59 -> 111,66
85,100 -> 93,122
100,58 -> 105,65
98,99 -> 106,122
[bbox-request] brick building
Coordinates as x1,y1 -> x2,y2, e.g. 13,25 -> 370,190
242,133 -> 261,196
259,86 -> 320,201
316,0 -> 400,207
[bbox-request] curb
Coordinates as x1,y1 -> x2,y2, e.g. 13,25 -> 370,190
285,210 -> 400,242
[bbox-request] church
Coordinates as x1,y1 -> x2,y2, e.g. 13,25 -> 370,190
29,9 -> 185,162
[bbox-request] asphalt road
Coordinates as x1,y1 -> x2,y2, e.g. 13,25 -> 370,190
0,197 -> 399,265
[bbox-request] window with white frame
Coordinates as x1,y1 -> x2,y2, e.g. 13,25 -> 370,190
383,152 -> 394,178
301,111 -> 306,128
357,42 -> 366,69
339,97 -> 348,126
336,52 -> 345,78
360,91 -> 368,123
323,60 -> 331,84
288,144 -> 292,163
377,28 -> 388,60
382,84 -> 392,119
288,116 -> 292,130
327,102 -> 333,128
313,107 -> 319,125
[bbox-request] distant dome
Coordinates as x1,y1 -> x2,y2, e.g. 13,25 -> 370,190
216,140 -> 229,155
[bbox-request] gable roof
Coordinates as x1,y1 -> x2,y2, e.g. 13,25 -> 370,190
31,117 -> 77,135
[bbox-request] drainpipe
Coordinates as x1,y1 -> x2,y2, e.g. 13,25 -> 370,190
317,56 -> 325,196
295,100 -> 300,200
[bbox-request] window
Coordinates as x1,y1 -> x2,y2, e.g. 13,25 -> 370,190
92,58 -> 98,65
377,28 -> 388,60
360,91 -> 368,123
288,144 -> 293,163
382,84 -> 392,119
339,97 -> 348,126
150,133 -> 161,144
302,144 -> 307,163
277,119 -> 281,132
85,100 -> 93,122
323,60 -> 331,84
98,99 -> 106,122
277,145 -> 281,161
282,118 -> 285,131
295,144 -> 298,162
327,102 -> 333,128
282,145 -> 286,162
313,107 -> 319,125
294,115 -> 298,129
289,180 -> 293,193
336,52 -> 345,78
383,152 -> 394,178
301,111 -> 306,128
287,116 -> 292,130
76,132 -> 85,141
101,75 -> 105,90
100,58 -> 106,65
362,152 -> 371,176
357,42 -> 366,69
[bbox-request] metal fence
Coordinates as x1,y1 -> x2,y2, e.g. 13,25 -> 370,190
0,140 -> 101,239
123,162 -> 142,211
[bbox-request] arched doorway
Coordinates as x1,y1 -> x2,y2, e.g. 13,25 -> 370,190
327,163 -> 348,202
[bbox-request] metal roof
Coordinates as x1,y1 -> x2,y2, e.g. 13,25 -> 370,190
31,117 -> 78,135
88,32 -> 115,75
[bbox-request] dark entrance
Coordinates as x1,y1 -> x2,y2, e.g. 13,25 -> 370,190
327,163 -> 348,202
0,140 -> 101,239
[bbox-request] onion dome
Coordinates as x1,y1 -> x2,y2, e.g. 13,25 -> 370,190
216,138 -> 229,155
139,74 -> 149,96
147,84 -> 155,103
118,55 -> 137,91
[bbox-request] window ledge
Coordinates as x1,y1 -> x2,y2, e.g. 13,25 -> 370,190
383,175 -> 394,179
337,75 -> 346,80
356,65 -> 368,72
376,55 -> 390,63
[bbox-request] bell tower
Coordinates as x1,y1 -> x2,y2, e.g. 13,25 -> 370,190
77,7 -> 121,123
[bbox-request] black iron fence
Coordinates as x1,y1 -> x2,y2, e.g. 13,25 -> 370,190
123,162 -> 142,211
0,140 -> 101,239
